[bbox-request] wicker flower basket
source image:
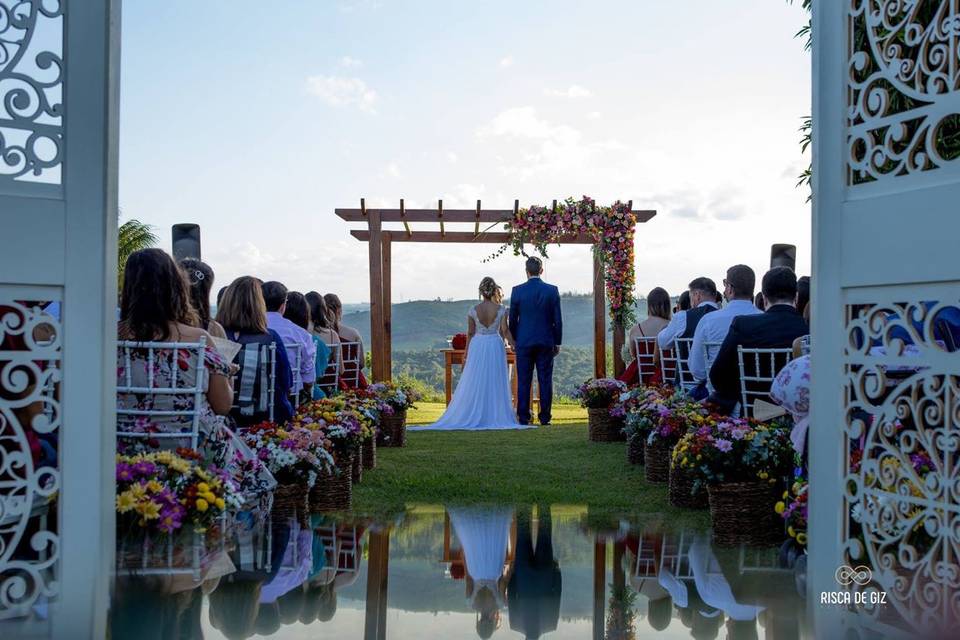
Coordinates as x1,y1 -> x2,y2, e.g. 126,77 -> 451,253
627,437 -> 645,465
362,437 -> 377,470
352,447 -> 363,485
668,463 -> 708,509
380,409 -> 408,447
588,407 -> 624,442
309,466 -> 353,513
643,439 -> 672,483
272,482 -> 308,524
708,481 -> 784,547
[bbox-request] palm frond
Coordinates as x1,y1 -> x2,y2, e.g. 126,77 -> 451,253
118,219 -> 159,286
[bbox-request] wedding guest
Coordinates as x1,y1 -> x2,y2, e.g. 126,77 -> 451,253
675,290 -> 691,314
754,292 -> 766,311
216,276 -> 294,425
263,281 -> 316,397
657,279 -> 718,351
117,248 -> 233,431
628,287 -> 672,361
285,290 -> 326,400
796,276 -> 810,318
324,293 -> 367,388
688,265 -> 762,392
306,291 -> 342,395
708,267 -> 809,415
179,258 -> 226,338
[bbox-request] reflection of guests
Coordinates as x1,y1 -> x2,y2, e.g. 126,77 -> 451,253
208,577 -> 264,640
647,595 -> 673,631
507,505 -> 562,639
688,537 -> 764,622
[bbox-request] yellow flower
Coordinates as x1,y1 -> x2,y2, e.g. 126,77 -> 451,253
196,498 -> 209,512
138,500 -> 161,520
759,471 -> 768,480
696,455 -> 702,461
129,483 -> 146,499
215,498 -> 225,510
774,501 -> 785,515
145,480 -> 164,493
116,492 -> 136,513
783,490 -> 789,499
202,492 -> 217,503
796,533 -> 807,545
197,482 -> 210,493
787,526 -> 796,538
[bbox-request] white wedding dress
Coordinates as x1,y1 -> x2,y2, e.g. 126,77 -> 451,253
412,305 -> 528,431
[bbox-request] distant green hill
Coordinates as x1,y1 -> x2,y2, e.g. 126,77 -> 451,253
340,294 -> 647,395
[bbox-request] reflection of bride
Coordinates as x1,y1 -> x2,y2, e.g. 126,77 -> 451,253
447,506 -> 515,639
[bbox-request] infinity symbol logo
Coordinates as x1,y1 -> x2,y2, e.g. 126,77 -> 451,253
835,565 -> 872,586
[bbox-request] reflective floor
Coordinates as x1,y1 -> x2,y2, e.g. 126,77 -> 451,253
108,505 -> 809,640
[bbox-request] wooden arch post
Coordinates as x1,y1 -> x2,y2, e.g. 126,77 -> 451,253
336,201 -> 656,383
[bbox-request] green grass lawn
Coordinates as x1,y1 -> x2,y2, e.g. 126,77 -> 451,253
353,403 -> 710,530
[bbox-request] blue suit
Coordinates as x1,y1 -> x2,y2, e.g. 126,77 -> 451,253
509,277 -> 563,425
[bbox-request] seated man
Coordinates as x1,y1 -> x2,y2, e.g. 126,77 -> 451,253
262,280 -> 316,397
689,265 -> 762,396
708,267 -> 808,415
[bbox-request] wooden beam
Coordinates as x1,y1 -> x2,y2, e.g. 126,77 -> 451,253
474,200 -> 481,236
593,255 -> 606,378
350,230 -> 599,244
336,207 -> 657,224
593,539 -> 606,640
381,234 -> 392,382
364,529 -> 391,640
368,208 -> 385,382
400,198 -> 411,238
438,199 -> 444,237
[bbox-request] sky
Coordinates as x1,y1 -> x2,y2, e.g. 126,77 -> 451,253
119,0 -> 811,304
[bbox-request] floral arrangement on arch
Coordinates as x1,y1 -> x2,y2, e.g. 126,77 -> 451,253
573,378 -> 627,410
671,417 -> 794,491
777,472 -> 808,547
115,449 -> 243,537
239,421 -> 334,489
488,196 -> 638,326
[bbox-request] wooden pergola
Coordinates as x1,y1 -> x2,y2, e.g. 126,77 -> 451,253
335,199 -> 656,383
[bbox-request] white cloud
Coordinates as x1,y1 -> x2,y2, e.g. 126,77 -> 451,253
587,111 -> 602,120
545,84 -> 593,99
339,56 -> 363,68
305,75 -> 378,113
499,55 -> 514,68
446,151 -> 458,163
440,183 -> 486,208
384,162 -> 401,178
477,106 -> 580,143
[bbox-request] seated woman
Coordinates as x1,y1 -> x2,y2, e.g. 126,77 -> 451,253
324,293 -> 367,389
619,287 -> 672,386
179,258 -> 226,338
216,276 -> 295,425
117,249 -> 233,436
284,291 -> 321,402
306,292 -> 338,399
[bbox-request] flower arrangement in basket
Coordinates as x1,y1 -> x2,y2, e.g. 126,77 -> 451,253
115,450 -> 242,537
636,391 -> 708,482
575,378 -> 628,442
368,381 -> 421,447
240,421 -> 334,490
776,472 -> 808,547
618,385 -> 672,464
672,416 -> 794,546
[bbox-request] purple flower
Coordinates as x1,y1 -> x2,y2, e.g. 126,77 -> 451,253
714,438 -> 733,453
132,460 -> 156,477
116,463 -> 134,483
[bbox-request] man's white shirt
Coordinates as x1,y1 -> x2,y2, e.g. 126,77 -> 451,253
688,299 -> 762,381
656,301 -> 719,351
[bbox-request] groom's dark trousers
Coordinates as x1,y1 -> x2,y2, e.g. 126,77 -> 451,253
510,276 -> 563,425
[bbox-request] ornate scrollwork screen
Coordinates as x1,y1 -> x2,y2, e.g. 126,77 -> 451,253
0,297 -> 61,622
842,295 -> 960,632
848,1 -> 960,186
0,0 -> 63,189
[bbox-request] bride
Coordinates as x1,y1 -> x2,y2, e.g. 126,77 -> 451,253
412,277 -> 529,431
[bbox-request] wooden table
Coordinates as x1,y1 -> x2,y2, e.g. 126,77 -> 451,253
442,349 -> 519,406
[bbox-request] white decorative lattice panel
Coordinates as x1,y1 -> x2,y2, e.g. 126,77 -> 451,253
0,0 -> 63,189
848,1 -> 960,187
843,293 -> 960,632
0,297 -> 61,621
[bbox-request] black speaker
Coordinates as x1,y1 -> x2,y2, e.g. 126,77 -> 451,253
770,244 -> 796,271
172,224 -> 201,261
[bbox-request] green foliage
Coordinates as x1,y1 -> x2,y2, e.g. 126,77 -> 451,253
118,219 -> 158,288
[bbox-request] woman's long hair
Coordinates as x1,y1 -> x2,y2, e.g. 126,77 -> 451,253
119,248 -> 197,341
646,287 -> 672,321
216,276 -> 268,334
284,291 -> 311,331
179,258 -> 215,329
323,293 -> 342,332
306,291 -> 331,331
478,277 -> 502,303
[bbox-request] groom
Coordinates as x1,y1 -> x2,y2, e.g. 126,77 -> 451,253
509,257 -> 563,426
